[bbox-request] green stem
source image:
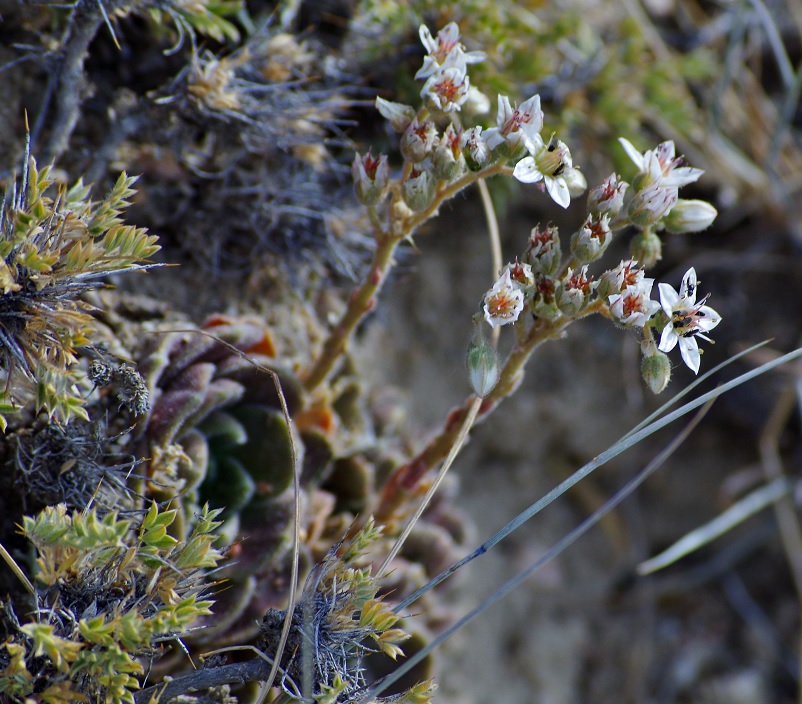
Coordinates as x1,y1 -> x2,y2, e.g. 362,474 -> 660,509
300,161 -> 510,393
376,301 -> 606,523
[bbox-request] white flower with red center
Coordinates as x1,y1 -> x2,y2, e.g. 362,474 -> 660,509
416,22 -> 486,80
505,260 -> 535,288
484,94 -> 544,152
608,277 -> 661,328
588,173 -> 628,217
421,66 -> 471,113
657,267 -> 722,374
513,135 -> 574,208
618,138 -> 704,189
483,270 -> 525,328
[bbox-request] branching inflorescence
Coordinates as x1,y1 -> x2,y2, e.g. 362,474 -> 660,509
300,22 -> 722,525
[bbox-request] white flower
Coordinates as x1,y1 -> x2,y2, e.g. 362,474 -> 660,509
460,126 -> 491,170
627,182 -> 678,226
657,267 -> 722,374
608,277 -> 661,328
588,173 -> 628,217
416,22 -> 486,80
421,65 -> 471,113
484,94 -> 544,152
618,138 -> 704,189
375,97 -> 416,132
513,135 -> 573,208
597,259 -> 646,299
483,270 -> 525,328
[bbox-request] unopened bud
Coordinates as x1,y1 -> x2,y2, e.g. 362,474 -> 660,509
588,173 -> 628,218
641,347 -> 672,394
627,183 -> 678,226
461,127 -> 491,171
596,259 -> 644,301
375,97 -> 416,132
570,214 -> 612,263
352,151 -> 389,206
663,199 -> 717,234
556,266 -> 593,317
466,337 -> 500,397
432,124 -> 465,181
525,225 -> 561,276
563,167 -> 587,198
402,169 -> 436,212
400,119 -> 438,164
630,229 -> 662,268
531,276 -> 562,321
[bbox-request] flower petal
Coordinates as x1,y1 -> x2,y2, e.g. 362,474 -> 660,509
662,166 -> 704,188
680,268 -> 697,302
545,176 -> 570,209
696,305 -> 722,331
419,24 -> 436,52
495,94 -> 513,128
618,138 -> 645,170
512,158 -> 543,184
678,337 -> 701,374
658,283 -> 680,316
659,324 -> 678,353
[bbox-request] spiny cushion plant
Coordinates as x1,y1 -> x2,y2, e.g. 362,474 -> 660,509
0,502 -> 222,704
0,148 -> 159,429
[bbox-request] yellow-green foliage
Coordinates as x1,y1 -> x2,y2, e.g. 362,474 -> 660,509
143,0 -> 244,45
0,503 -> 222,704
0,151 -> 160,429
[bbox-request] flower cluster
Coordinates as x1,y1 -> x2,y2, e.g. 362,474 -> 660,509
417,22 -> 485,113
354,23 -> 588,216
475,135 -> 723,391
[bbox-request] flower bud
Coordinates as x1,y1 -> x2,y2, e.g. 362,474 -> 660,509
588,173 -> 628,218
563,167 -> 587,198
462,86 -> 491,117
390,200 -> 414,238
432,124 -> 465,181
556,266 -> 593,317
641,346 -> 672,394
570,214 -> 612,263
506,260 -> 535,289
629,229 -> 662,268
400,119 -> 438,164
525,224 -> 561,276
627,183 -> 678,226
351,151 -> 389,206
531,275 -> 562,321
596,259 -> 644,301
375,97 -> 416,132
461,127 -> 491,171
663,199 -> 717,234
402,168 -> 436,212
466,337 -> 499,397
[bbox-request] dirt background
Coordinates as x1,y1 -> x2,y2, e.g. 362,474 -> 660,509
373,195 -> 802,704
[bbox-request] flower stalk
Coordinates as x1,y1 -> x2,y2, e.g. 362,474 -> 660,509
301,160 -> 510,393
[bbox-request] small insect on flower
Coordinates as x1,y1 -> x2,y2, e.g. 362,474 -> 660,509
657,267 -> 722,374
